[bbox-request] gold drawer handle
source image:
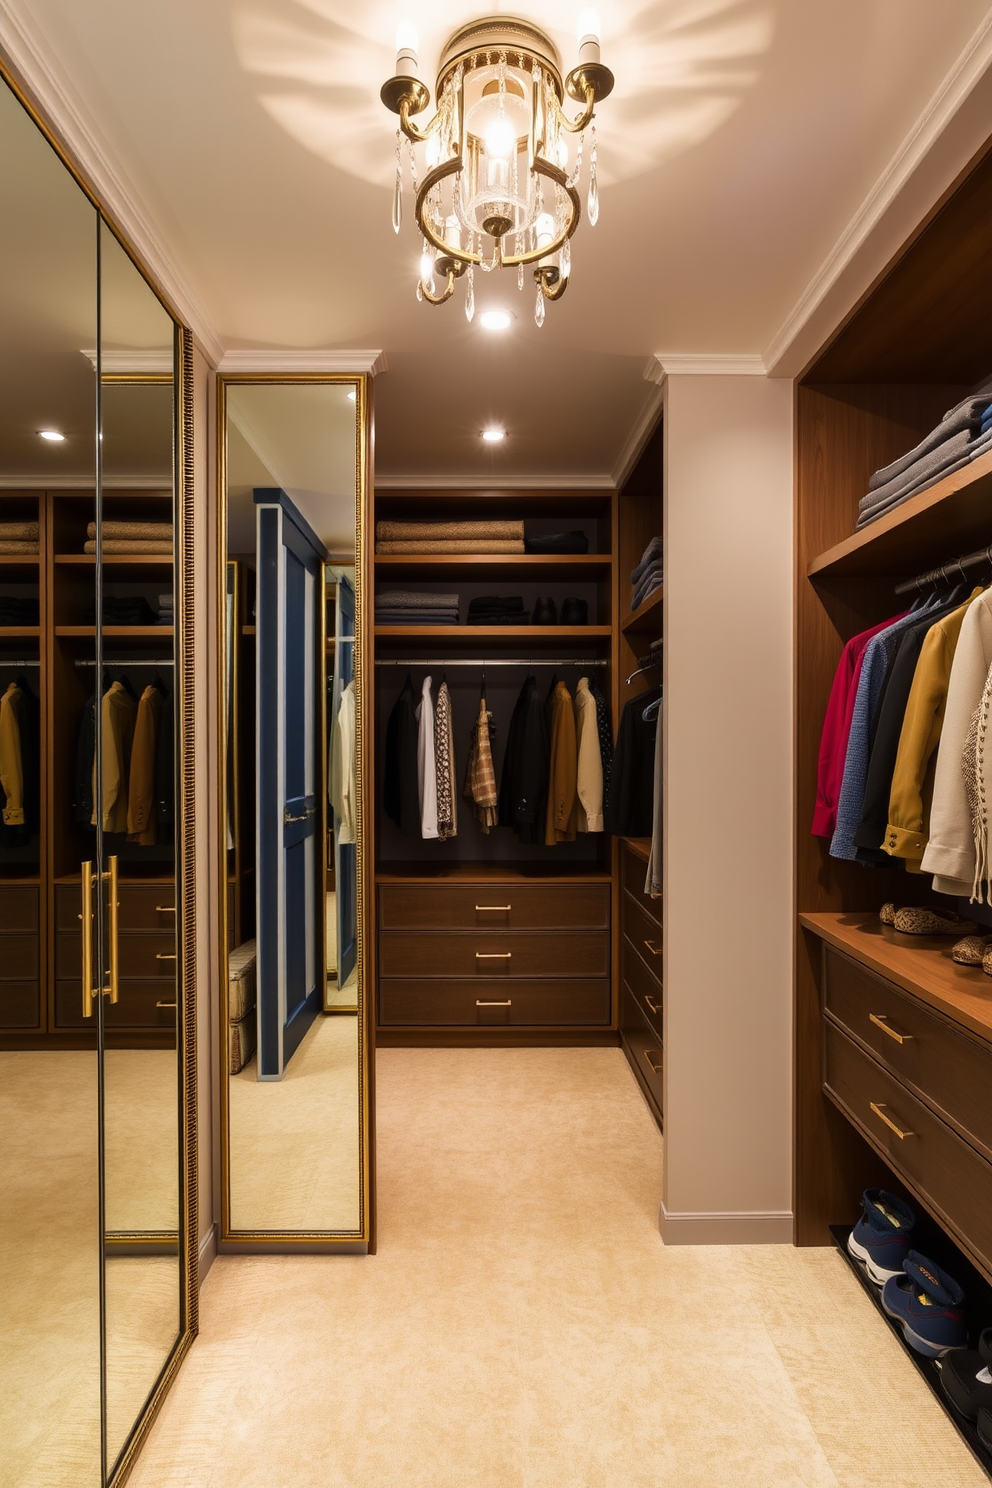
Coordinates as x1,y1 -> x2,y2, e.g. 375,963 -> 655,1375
870,1101 -> 915,1140
156,1000 -> 178,1009
155,952 -> 178,962
155,905 -> 176,913
476,999 -> 511,1007
643,939 -> 662,957
475,904 -> 511,912
644,994 -> 661,1015
476,952 -> 511,959
869,1013 -> 912,1045
643,1049 -> 662,1076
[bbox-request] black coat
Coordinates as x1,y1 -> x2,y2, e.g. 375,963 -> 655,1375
383,675 -> 421,837
499,676 -> 549,843
605,684 -> 661,838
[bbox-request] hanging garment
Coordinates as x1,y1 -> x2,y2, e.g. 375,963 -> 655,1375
0,682 -> 25,829
74,694 -> 97,828
127,682 -> 164,844
416,675 -> 439,839
852,589 -> 979,859
463,693 -> 499,833
573,677 -> 604,832
643,693 -> 663,898
91,680 -> 137,833
812,612 -> 907,837
605,684 -> 663,838
877,592 -> 979,866
498,675 -> 549,844
963,663 -> 992,900
545,680 -> 577,844
155,688 -> 175,831
0,678 -> 39,847
921,589 -> 992,894
383,675 -> 421,838
330,679 -> 357,845
589,677 -> 613,799
434,680 -> 458,841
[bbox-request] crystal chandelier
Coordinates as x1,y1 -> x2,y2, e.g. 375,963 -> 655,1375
381,13 -> 613,327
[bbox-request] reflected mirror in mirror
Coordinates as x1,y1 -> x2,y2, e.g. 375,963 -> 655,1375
222,378 -> 364,1238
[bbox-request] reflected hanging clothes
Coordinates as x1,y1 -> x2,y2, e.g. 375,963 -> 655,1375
330,678 -> 357,845
0,676 -> 39,846
384,674 -> 420,838
128,681 -> 165,845
545,679 -> 577,844
91,679 -> 137,833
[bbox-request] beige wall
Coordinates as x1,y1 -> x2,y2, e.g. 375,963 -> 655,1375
661,372 -> 795,1244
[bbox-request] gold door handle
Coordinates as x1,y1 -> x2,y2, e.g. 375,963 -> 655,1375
102,855 -> 119,1004
643,939 -> 662,957
476,952 -> 512,959
475,905 -> 511,912
476,999 -> 512,1007
643,1049 -> 662,1075
79,861 -> 97,1018
155,905 -> 176,914
155,953 -> 178,962
869,1013 -> 912,1045
870,1101 -> 915,1140
644,994 -> 661,1015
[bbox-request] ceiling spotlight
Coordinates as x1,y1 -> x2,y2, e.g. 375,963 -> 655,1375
480,310 -> 512,331
38,429 -> 65,442
482,427 -> 506,443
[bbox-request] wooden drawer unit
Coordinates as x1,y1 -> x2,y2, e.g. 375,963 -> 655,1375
379,929 -> 609,980
620,983 -> 663,1123
622,892 -> 663,969
55,979 -> 178,1032
378,882 -> 610,931
824,1017 -> 992,1277
823,944 -> 992,1163
621,846 -> 661,922
379,979 -> 611,1027
0,982 -> 41,1028
54,881 -> 177,1030
0,886 -> 41,1029
624,962 -> 662,1044
0,884 -> 40,929
56,881 -> 177,931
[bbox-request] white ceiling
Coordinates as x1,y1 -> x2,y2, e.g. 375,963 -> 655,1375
3,0 -> 992,482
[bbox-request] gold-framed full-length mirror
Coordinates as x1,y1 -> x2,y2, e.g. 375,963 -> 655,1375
0,61 -> 198,1488
217,374 -> 371,1251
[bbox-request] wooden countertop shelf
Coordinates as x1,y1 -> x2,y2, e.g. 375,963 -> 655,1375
800,911 -> 992,1046
375,554 -> 611,580
376,862 -> 612,884
620,588 -> 663,635
807,449 -> 992,579
374,625 -> 611,641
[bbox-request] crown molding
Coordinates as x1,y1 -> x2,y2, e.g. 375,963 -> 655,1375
374,472 -> 615,491
611,380 -> 664,491
0,5 -> 226,366
763,10 -> 992,376
649,354 -> 767,379
217,350 -> 388,375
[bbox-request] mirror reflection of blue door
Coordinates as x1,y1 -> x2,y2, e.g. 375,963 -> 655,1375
333,575 -> 357,989
255,489 -> 327,1079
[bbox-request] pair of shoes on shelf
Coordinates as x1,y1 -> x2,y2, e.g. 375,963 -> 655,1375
941,1328 -> 992,1430
951,933 -> 992,966
880,903 -> 978,936
848,1190 -> 967,1358
531,597 -> 589,626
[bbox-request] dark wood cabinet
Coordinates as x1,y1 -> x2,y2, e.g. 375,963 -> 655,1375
618,840 -> 663,1127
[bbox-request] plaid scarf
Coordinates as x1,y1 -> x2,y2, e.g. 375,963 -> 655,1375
463,696 -> 498,833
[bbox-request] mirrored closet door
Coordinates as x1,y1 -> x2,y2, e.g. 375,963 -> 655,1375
219,375 -> 370,1249
0,70 -> 196,1487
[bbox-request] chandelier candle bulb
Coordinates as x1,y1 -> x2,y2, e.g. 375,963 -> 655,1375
576,9 -> 601,66
395,22 -> 420,78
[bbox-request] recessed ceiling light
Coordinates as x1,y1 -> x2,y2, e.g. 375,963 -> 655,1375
479,309 -> 512,331
481,427 -> 505,443
39,429 -> 65,442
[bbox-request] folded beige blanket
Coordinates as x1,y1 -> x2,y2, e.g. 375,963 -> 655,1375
83,539 -> 173,554
0,539 -> 38,554
376,539 -> 526,554
376,519 -> 524,542
0,522 -> 39,541
86,520 -> 172,540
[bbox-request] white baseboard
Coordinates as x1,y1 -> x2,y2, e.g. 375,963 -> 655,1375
197,1222 -> 218,1283
659,1203 -> 793,1245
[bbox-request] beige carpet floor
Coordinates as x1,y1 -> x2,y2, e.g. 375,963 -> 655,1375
128,1048 -> 985,1487
229,1012 -> 361,1232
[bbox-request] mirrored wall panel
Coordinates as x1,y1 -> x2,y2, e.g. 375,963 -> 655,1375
220,377 -> 368,1244
0,72 -> 194,1487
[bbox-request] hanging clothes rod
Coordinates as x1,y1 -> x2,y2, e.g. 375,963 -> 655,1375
374,657 -> 609,668
74,657 -> 174,667
0,659 -> 41,668
894,542 -> 992,596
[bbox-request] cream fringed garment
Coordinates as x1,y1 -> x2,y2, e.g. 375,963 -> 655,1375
964,659 -> 992,902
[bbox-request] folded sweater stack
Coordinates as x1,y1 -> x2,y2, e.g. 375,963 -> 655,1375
467,596 -> 526,625
83,520 -> 173,554
376,590 -> 459,626
376,519 -> 525,555
630,535 -> 663,612
856,395 -> 992,529
0,520 -> 39,555
0,595 -> 39,624
524,529 -> 589,554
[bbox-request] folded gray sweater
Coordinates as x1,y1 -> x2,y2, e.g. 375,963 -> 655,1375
857,424 -> 992,528
866,395 -> 991,491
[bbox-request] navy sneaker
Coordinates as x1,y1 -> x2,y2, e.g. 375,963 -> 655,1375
940,1328 -> 992,1421
881,1251 -> 967,1358
847,1189 -> 915,1284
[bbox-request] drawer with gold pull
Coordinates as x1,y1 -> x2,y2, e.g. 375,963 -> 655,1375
822,943 -> 992,1162
378,930 -> 609,979
621,892 -> 663,977
378,883 -> 609,931
379,978 -> 610,1027
620,983 -> 663,1121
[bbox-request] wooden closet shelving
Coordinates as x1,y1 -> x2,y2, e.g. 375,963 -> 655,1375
374,624 -> 612,640
620,588 -> 663,635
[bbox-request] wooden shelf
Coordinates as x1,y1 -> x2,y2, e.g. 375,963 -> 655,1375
0,626 -> 40,638
55,554 -> 173,567
242,625 -> 256,636
56,626 -> 173,639
376,862 -> 612,884
374,625 -> 611,640
621,588 -> 663,635
807,449 -> 992,579
0,555 -> 39,570
799,911 -> 992,1046
621,837 -> 651,863
375,554 -> 611,580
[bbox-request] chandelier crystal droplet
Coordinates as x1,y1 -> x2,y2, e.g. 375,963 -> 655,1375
381,16 -> 613,317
